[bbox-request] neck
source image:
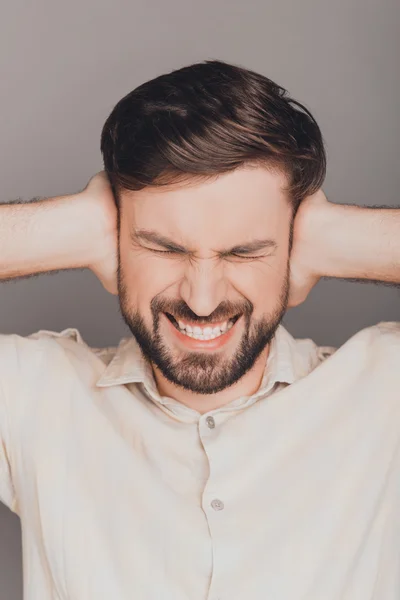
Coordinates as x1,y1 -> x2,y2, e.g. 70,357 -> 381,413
151,345 -> 271,414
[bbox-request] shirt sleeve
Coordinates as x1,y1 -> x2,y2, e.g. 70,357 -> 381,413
0,327 -> 86,515
0,336 -> 19,514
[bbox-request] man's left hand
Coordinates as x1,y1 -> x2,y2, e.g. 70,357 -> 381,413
287,188 -> 332,309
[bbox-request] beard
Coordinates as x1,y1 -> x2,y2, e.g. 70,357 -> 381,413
117,262 -> 290,395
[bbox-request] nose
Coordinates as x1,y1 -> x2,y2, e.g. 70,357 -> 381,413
178,258 -> 229,319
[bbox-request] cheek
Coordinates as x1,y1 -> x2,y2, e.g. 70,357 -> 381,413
121,253 -> 179,307
227,259 -> 286,306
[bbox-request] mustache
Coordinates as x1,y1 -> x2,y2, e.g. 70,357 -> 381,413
150,296 -> 254,324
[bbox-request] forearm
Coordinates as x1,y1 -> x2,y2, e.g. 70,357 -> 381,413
316,203 -> 400,284
0,194 -> 101,281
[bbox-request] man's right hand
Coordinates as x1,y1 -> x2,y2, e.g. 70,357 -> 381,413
80,172 -> 119,296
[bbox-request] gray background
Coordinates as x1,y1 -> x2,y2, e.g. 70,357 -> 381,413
0,0 -> 399,597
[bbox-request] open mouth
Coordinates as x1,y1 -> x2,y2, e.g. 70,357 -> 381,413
165,312 -> 241,341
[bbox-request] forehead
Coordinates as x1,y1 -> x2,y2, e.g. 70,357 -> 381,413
120,166 -> 291,241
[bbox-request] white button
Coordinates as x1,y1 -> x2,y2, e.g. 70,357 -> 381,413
211,498 -> 224,511
206,416 -> 215,429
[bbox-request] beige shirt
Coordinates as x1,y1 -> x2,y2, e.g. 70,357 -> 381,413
0,321 -> 400,600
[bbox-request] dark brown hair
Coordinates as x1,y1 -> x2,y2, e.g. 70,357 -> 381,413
101,59 -> 326,217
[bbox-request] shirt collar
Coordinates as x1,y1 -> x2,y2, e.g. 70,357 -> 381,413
95,324 -> 318,413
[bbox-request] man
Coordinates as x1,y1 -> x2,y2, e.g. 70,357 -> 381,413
0,59 -> 399,599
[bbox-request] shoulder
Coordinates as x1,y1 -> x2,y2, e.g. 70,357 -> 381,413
289,321 -> 400,383
336,321 -> 400,379
0,326 -> 95,365
26,327 -> 117,363
0,327 -> 118,394
368,321 -> 400,368
372,320 -> 400,344
354,320 -> 400,356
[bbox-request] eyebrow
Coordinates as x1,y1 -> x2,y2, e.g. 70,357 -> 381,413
131,228 -> 277,257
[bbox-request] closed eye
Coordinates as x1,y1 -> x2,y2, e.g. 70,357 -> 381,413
230,253 -> 264,260
147,248 -> 184,256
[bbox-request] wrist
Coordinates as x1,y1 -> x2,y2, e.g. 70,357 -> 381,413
315,203 -> 365,279
52,192 -> 105,271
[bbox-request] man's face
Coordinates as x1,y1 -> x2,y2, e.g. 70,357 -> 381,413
118,166 -> 292,395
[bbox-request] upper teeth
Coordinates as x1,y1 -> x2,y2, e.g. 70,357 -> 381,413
177,319 -> 232,335
174,319 -> 233,339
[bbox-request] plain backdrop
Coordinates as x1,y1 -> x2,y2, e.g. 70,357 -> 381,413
0,0 -> 399,597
